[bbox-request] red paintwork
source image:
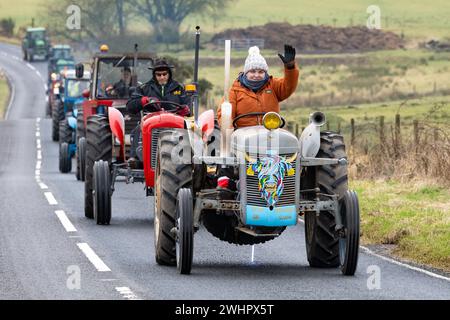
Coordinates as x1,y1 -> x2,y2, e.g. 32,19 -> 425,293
198,109 -> 215,136
108,107 -> 125,160
142,112 -> 185,187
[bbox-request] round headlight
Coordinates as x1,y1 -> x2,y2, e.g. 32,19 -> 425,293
263,112 -> 282,130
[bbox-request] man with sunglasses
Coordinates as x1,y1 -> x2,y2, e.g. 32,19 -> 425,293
126,58 -> 191,115
126,58 -> 191,168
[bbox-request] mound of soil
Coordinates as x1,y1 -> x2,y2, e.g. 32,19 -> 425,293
211,22 -> 404,53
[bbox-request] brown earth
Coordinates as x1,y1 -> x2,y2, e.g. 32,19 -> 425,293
211,22 -> 405,53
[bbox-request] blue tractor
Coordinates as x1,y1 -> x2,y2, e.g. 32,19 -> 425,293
58,69 -> 90,177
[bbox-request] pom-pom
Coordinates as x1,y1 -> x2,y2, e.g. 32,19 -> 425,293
248,46 -> 260,55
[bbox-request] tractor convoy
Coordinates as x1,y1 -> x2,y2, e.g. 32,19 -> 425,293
37,27 -> 360,276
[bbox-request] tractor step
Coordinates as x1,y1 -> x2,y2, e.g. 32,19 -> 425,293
235,227 -> 281,238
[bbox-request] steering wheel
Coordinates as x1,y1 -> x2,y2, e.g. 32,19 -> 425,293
232,112 -> 286,129
143,100 -> 187,113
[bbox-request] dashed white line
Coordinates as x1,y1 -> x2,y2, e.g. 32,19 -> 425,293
44,192 -> 58,205
37,150 -> 42,160
36,140 -> 41,149
36,117 -> 41,123
38,182 -> 48,190
35,169 -> 40,176
115,287 -> 141,300
77,243 -> 111,272
26,62 -> 36,71
36,160 -> 41,169
36,131 -> 40,137
55,210 -> 77,232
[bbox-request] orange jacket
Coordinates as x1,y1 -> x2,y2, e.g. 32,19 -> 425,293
217,64 -> 299,128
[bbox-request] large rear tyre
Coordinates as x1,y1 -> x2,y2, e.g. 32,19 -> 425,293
305,131 -> 348,268
59,119 -> 73,144
93,160 -> 111,225
176,188 -> 194,275
52,100 -> 64,141
84,115 -> 112,219
59,142 -> 72,173
339,190 -> 360,276
154,130 -> 192,266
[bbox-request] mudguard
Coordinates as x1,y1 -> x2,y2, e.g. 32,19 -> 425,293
198,109 -> 215,136
67,116 -> 77,130
108,107 -> 125,159
142,112 -> 185,187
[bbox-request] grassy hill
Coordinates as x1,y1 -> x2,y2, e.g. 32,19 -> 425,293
2,0 -> 450,41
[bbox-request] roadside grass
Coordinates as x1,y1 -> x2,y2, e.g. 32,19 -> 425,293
351,179 -> 450,272
0,71 -> 9,119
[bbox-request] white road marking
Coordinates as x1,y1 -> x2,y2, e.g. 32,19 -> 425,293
26,62 -> 36,71
38,182 -> 48,190
101,279 -> 118,282
360,246 -> 450,282
77,243 -> 111,272
55,210 -> 77,232
4,70 -> 15,120
35,169 -> 40,176
37,150 -> 42,160
115,287 -> 141,300
36,117 -> 41,123
36,140 -> 41,149
44,192 -> 58,205
297,215 -> 450,282
36,131 -> 40,137
36,160 -> 41,169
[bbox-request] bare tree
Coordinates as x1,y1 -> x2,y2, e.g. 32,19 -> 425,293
128,0 -> 233,43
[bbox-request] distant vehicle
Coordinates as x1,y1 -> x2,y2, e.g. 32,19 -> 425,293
48,44 -> 74,85
22,27 -> 51,62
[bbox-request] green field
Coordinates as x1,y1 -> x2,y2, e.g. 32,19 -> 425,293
0,71 -> 9,119
2,0 -> 450,41
352,179 -> 450,272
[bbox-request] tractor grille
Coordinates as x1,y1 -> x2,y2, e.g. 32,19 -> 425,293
246,155 -> 297,207
151,128 -> 168,169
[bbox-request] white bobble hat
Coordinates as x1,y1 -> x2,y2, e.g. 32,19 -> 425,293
243,46 -> 268,74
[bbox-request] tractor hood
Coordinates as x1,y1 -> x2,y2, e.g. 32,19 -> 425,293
230,126 -> 299,156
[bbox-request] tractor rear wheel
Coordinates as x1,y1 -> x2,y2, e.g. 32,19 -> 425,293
305,131 -> 348,268
84,115 -> 112,219
52,100 -> 64,141
154,130 -> 192,266
93,160 -> 112,225
59,119 -> 73,144
59,142 -> 72,173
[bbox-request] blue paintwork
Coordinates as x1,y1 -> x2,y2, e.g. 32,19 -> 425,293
67,116 -> 77,130
245,205 -> 297,227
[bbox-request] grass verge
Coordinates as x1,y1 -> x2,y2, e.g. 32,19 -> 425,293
351,179 -> 450,273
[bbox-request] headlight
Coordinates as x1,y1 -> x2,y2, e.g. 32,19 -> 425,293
263,112 -> 282,130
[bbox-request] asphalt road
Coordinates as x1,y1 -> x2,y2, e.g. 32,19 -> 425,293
0,42 -> 449,300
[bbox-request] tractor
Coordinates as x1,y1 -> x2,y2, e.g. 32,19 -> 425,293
47,59 -> 76,122
22,27 -> 51,62
57,69 -> 91,175
149,28 -> 361,276
74,50 -> 155,218
47,44 -> 74,87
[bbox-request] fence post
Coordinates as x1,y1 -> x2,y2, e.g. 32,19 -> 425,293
350,118 -> 355,146
394,114 -> 401,158
413,120 -> 419,145
337,121 -> 341,134
379,116 -> 385,146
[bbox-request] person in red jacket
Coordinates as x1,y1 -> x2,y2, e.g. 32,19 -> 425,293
216,44 -> 299,194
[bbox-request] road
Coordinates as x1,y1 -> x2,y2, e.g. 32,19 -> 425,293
0,42 -> 449,300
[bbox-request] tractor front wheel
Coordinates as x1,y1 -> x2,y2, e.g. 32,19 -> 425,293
339,190 -> 360,275
59,142 -> 72,173
93,160 -> 111,225
176,188 -> 194,275
76,137 -> 86,181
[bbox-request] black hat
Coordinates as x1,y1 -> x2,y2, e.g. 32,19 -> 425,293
149,58 -> 174,71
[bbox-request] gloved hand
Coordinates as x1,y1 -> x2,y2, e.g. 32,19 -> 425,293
176,105 -> 191,117
141,96 -> 161,111
278,44 -> 296,67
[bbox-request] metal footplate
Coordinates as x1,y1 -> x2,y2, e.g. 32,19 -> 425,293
300,157 -> 348,166
298,200 -> 337,213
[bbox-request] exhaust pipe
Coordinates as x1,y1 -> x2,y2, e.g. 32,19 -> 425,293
309,111 -> 326,127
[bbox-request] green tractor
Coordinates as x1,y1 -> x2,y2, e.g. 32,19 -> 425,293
22,27 -> 51,62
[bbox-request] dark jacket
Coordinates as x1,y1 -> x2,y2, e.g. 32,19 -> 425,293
126,78 -> 190,114
112,79 -> 132,98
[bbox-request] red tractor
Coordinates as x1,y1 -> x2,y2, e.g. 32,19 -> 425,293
74,51 -> 156,219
